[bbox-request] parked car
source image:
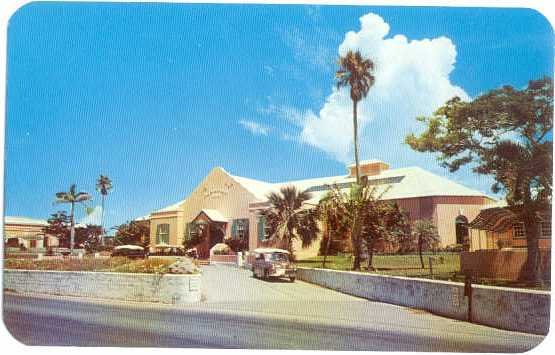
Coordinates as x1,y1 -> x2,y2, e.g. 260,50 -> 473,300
252,248 -> 296,282
111,245 -> 148,259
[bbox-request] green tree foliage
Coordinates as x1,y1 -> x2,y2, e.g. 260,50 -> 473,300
43,211 -> 71,247
319,184 -> 408,270
336,50 -> 376,184
54,184 -> 92,251
261,185 -> 320,260
113,220 -> 150,247
412,219 -> 440,269
406,77 -> 552,282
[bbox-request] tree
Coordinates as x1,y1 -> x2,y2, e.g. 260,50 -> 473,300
76,225 -> 103,252
262,185 -> 320,260
54,184 -> 92,252
336,50 -> 376,185
317,193 -> 351,268
96,175 -> 113,246
406,77 -> 552,282
412,220 -> 440,269
113,220 -> 150,247
43,211 -> 71,248
320,184 -> 399,270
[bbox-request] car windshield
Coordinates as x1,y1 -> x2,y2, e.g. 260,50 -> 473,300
268,253 -> 289,262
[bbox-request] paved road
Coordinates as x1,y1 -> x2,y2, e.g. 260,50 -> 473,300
3,264 -> 545,351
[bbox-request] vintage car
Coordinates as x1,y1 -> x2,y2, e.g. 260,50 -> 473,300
252,248 -> 296,282
111,245 -> 148,259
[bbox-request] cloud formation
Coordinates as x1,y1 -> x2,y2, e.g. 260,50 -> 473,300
239,119 -> 270,136
296,13 -> 469,162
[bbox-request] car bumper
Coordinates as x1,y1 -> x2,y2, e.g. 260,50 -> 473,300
269,269 -> 296,277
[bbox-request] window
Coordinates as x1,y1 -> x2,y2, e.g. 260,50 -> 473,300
232,219 -> 249,240
541,222 -> 551,238
257,216 -> 271,241
513,222 -> 526,239
156,224 -> 170,244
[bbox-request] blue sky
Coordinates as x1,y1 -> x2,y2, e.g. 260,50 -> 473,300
4,3 -> 553,231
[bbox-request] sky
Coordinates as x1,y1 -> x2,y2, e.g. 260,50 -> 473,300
4,3 -> 553,231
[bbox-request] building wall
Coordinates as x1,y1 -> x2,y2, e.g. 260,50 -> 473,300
150,167 -> 259,250
149,213 -> 179,247
391,196 -> 490,247
469,226 -> 551,251
3,223 -> 55,249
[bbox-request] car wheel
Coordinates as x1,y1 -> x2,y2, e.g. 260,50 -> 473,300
253,271 -> 258,279
289,277 -> 296,282
263,270 -> 268,280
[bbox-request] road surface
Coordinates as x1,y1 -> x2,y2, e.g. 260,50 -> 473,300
3,264 -> 545,351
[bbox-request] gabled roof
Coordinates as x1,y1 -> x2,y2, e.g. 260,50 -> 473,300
198,209 -> 228,223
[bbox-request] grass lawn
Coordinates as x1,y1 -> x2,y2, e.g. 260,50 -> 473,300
296,253 -> 550,290
296,253 -> 460,280
3,257 -> 198,274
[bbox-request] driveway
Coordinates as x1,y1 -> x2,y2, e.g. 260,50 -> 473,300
2,264 -> 546,351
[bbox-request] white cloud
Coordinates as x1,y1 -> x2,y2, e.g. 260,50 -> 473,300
294,13 -> 469,162
239,119 -> 270,136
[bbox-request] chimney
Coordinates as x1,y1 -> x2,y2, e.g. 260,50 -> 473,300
347,160 -> 389,178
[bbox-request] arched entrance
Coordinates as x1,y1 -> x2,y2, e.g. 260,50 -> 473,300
455,215 -> 469,245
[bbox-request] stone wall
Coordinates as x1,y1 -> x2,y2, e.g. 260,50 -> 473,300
297,267 -> 549,335
4,270 -> 201,304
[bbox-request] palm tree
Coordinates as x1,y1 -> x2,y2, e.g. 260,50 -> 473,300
262,185 -> 319,260
96,175 -> 113,245
412,219 -> 440,269
336,50 -> 375,185
55,184 -> 92,252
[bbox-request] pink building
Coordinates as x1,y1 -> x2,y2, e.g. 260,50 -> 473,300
147,160 -> 494,259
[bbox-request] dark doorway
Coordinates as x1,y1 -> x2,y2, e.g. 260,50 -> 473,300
209,223 -> 225,248
455,215 -> 469,245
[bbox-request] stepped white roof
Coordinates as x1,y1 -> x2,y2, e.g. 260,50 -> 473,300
153,164 -> 494,213
233,166 -> 492,203
4,216 -> 48,226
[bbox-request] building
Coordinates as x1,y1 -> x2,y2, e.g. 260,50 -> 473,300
147,160 -> 494,259
468,206 -> 551,251
3,216 -> 58,250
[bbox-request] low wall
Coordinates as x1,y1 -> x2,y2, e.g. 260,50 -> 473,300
4,269 -> 201,304
210,254 -> 237,264
297,267 -> 549,335
461,249 -> 551,281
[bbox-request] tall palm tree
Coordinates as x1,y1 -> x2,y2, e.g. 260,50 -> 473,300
96,175 -> 113,245
55,184 -> 92,252
262,185 -> 319,260
336,50 -> 375,185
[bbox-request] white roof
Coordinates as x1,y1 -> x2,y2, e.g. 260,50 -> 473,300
152,164 -> 494,214
232,166 -> 492,204
134,214 -> 150,221
153,199 -> 185,213
114,245 -> 144,250
4,216 -> 48,226
346,159 -> 387,168
200,209 -> 228,223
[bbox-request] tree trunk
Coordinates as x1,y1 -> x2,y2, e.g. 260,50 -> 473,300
100,195 -> 105,246
352,100 -> 361,185
367,240 -> 374,271
418,237 -> 424,269
286,225 -> 295,261
69,202 -> 75,252
322,227 -> 332,269
522,212 -> 542,284
351,216 -> 362,271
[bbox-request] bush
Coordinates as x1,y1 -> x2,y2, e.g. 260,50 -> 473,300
225,238 -> 248,252
442,244 -> 463,252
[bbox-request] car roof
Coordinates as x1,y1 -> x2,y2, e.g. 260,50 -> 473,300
253,248 -> 290,254
114,245 -> 144,250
